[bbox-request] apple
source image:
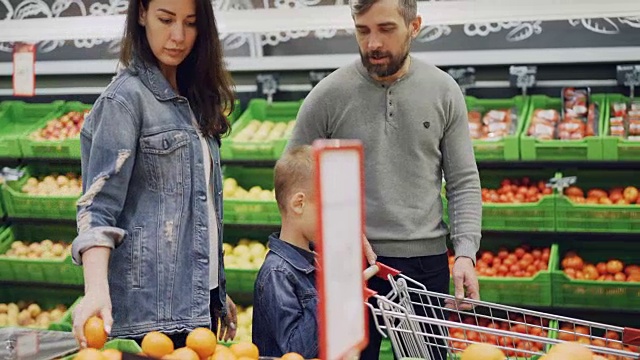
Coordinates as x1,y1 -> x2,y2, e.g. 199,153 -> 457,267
0,302 -> 67,328
3,239 -> 71,260
20,173 -> 82,197
624,186 -> 639,203
223,239 -> 267,270
223,177 -> 275,201
29,110 -> 89,141
233,119 -> 296,142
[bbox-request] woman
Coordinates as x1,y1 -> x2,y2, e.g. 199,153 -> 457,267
71,0 -> 237,348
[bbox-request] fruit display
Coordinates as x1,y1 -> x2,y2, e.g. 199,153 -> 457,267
223,178 -> 275,201
1,239 -> 71,260
556,324 -> 639,358
449,245 -> 550,278
230,305 -> 254,343
528,88 -> 598,140
609,100 -> 640,140
468,108 -> 518,141
448,313 -> 549,357
233,120 -> 296,142
29,110 -> 88,141
19,173 -> 82,196
0,301 -> 66,328
482,177 -> 553,204
564,185 -> 640,205
560,251 -> 640,282
223,240 -> 268,270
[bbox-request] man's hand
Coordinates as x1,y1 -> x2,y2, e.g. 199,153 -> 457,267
216,294 -> 237,342
446,257 -> 480,310
362,234 -> 377,266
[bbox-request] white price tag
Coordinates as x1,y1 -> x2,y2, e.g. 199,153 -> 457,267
13,43 -> 36,97
16,332 -> 39,357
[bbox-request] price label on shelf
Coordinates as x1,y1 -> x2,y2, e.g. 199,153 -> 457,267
547,176 -> 577,191
1,167 -> 25,181
616,65 -> 640,87
509,65 -> 537,95
448,67 -> 476,94
12,43 -> 36,97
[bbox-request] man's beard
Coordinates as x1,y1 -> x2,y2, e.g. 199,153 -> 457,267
360,40 -> 410,78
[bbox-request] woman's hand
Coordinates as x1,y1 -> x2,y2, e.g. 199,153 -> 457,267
72,289 -> 113,348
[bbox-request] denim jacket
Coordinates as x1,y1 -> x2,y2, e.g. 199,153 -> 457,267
252,234 -> 319,358
71,57 -> 226,338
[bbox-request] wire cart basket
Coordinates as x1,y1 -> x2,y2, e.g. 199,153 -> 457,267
363,263 -> 640,360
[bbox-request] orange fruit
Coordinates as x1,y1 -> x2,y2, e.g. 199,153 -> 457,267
186,327 -> 217,358
460,343 -> 505,360
163,347 -> 199,360
281,353 -> 305,360
229,342 -> 259,359
84,316 -> 108,349
210,347 -> 237,360
101,349 -> 122,360
141,331 -> 175,359
75,348 -> 105,360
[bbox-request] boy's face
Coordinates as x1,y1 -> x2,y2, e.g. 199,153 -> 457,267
300,194 -> 318,243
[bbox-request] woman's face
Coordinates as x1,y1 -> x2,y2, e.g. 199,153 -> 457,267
139,0 -> 198,71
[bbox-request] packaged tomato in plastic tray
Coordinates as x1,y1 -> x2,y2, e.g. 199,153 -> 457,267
467,108 -> 518,141
0,327 -> 77,360
527,109 -> 560,140
556,87 -> 599,141
609,100 -> 640,140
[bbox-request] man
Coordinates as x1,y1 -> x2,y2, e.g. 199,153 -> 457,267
287,0 -> 482,359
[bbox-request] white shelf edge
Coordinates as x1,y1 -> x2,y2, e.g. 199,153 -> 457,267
0,47 -> 638,77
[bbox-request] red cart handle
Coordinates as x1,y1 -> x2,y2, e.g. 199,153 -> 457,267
363,262 -> 401,281
623,327 -> 640,346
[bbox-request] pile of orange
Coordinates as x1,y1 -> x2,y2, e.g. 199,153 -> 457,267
74,316 -> 308,360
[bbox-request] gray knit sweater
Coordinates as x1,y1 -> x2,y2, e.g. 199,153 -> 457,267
288,57 -> 482,261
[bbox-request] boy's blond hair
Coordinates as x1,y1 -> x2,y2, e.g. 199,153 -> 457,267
274,145 -> 315,214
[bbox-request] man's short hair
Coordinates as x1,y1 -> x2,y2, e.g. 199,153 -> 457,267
274,145 -> 315,213
350,0 -> 418,25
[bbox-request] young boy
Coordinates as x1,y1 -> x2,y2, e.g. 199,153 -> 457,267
252,145 -> 319,359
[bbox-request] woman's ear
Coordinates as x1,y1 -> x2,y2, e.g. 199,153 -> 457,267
138,1 -> 147,26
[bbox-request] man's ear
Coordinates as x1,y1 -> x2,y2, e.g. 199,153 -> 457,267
289,192 -> 306,215
138,1 -> 147,26
410,14 -> 423,38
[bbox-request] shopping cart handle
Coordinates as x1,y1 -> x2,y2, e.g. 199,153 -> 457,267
363,288 -> 377,301
622,327 -> 640,346
363,262 -> 401,281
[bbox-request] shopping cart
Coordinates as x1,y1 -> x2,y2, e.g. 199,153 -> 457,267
363,263 -> 640,360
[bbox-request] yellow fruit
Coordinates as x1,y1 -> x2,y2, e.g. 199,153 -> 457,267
210,346 -> 237,360
229,342 -> 259,359
186,327 -> 217,358
75,348 -> 105,360
548,342 -> 593,360
141,332 -> 175,359
84,316 -> 108,349
460,343 -> 506,360
281,353 -> 304,360
101,349 -> 122,360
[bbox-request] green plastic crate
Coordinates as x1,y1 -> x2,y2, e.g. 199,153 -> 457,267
465,96 -> 530,161
0,223 -> 83,285
0,101 -> 64,158
1,164 -> 81,220
480,169 -> 557,231
551,240 -> 640,311
602,94 -> 640,161
223,166 -> 280,225
223,229 -> 267,294
48,296 -> 82,332
19,101 -> 91,160
448,236 -> 557,307
221,99 -> 303,160
60,339 -> 143,359
555,170 -> 640,233
0,284 -> 82,329
520,94 -> 605,161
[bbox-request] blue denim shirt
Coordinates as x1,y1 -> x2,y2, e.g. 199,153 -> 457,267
252,234 -> 319,358
71,57 -> 226,338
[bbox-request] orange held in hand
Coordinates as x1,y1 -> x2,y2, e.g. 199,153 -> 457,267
84,316 -> 108,349
186,327 -> 217,358
141,331 -> 175,359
